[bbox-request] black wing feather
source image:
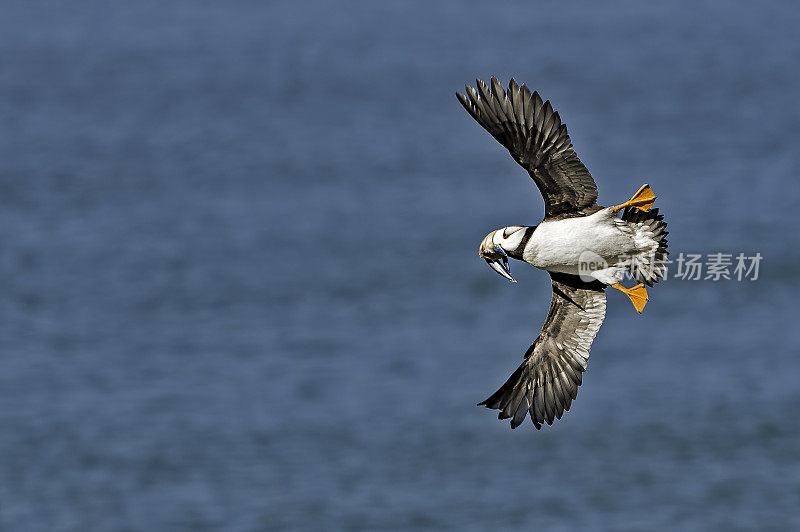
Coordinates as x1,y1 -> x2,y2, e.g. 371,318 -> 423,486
478,273 -> 607,429
457,77 -> 601,219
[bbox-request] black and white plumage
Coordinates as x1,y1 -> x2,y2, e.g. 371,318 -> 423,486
458,77 -> 668,429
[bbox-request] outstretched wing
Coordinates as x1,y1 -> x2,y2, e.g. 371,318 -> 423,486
457,77 -> 600,220
479,272 -> 607,429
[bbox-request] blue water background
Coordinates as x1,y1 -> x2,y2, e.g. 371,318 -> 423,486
1,1 -> 799,529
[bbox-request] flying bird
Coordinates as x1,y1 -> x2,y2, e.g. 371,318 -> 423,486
457,77 -> 668,429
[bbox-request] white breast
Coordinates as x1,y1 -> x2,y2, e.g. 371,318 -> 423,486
524,209 -> 635,274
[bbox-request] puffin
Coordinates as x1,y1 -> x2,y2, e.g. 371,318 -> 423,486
457,77 -> 668,429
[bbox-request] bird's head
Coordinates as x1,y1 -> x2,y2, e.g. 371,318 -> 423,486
478,226 -> 533,283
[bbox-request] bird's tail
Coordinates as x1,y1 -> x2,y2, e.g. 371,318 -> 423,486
621,206 -> 669,286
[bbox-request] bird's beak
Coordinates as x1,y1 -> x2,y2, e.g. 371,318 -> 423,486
481,245 -> 516,283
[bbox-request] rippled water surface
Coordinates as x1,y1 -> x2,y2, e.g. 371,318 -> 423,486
1,1 -> 799,530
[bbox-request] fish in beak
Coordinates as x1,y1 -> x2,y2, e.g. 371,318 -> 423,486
481,244 -> 516,283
